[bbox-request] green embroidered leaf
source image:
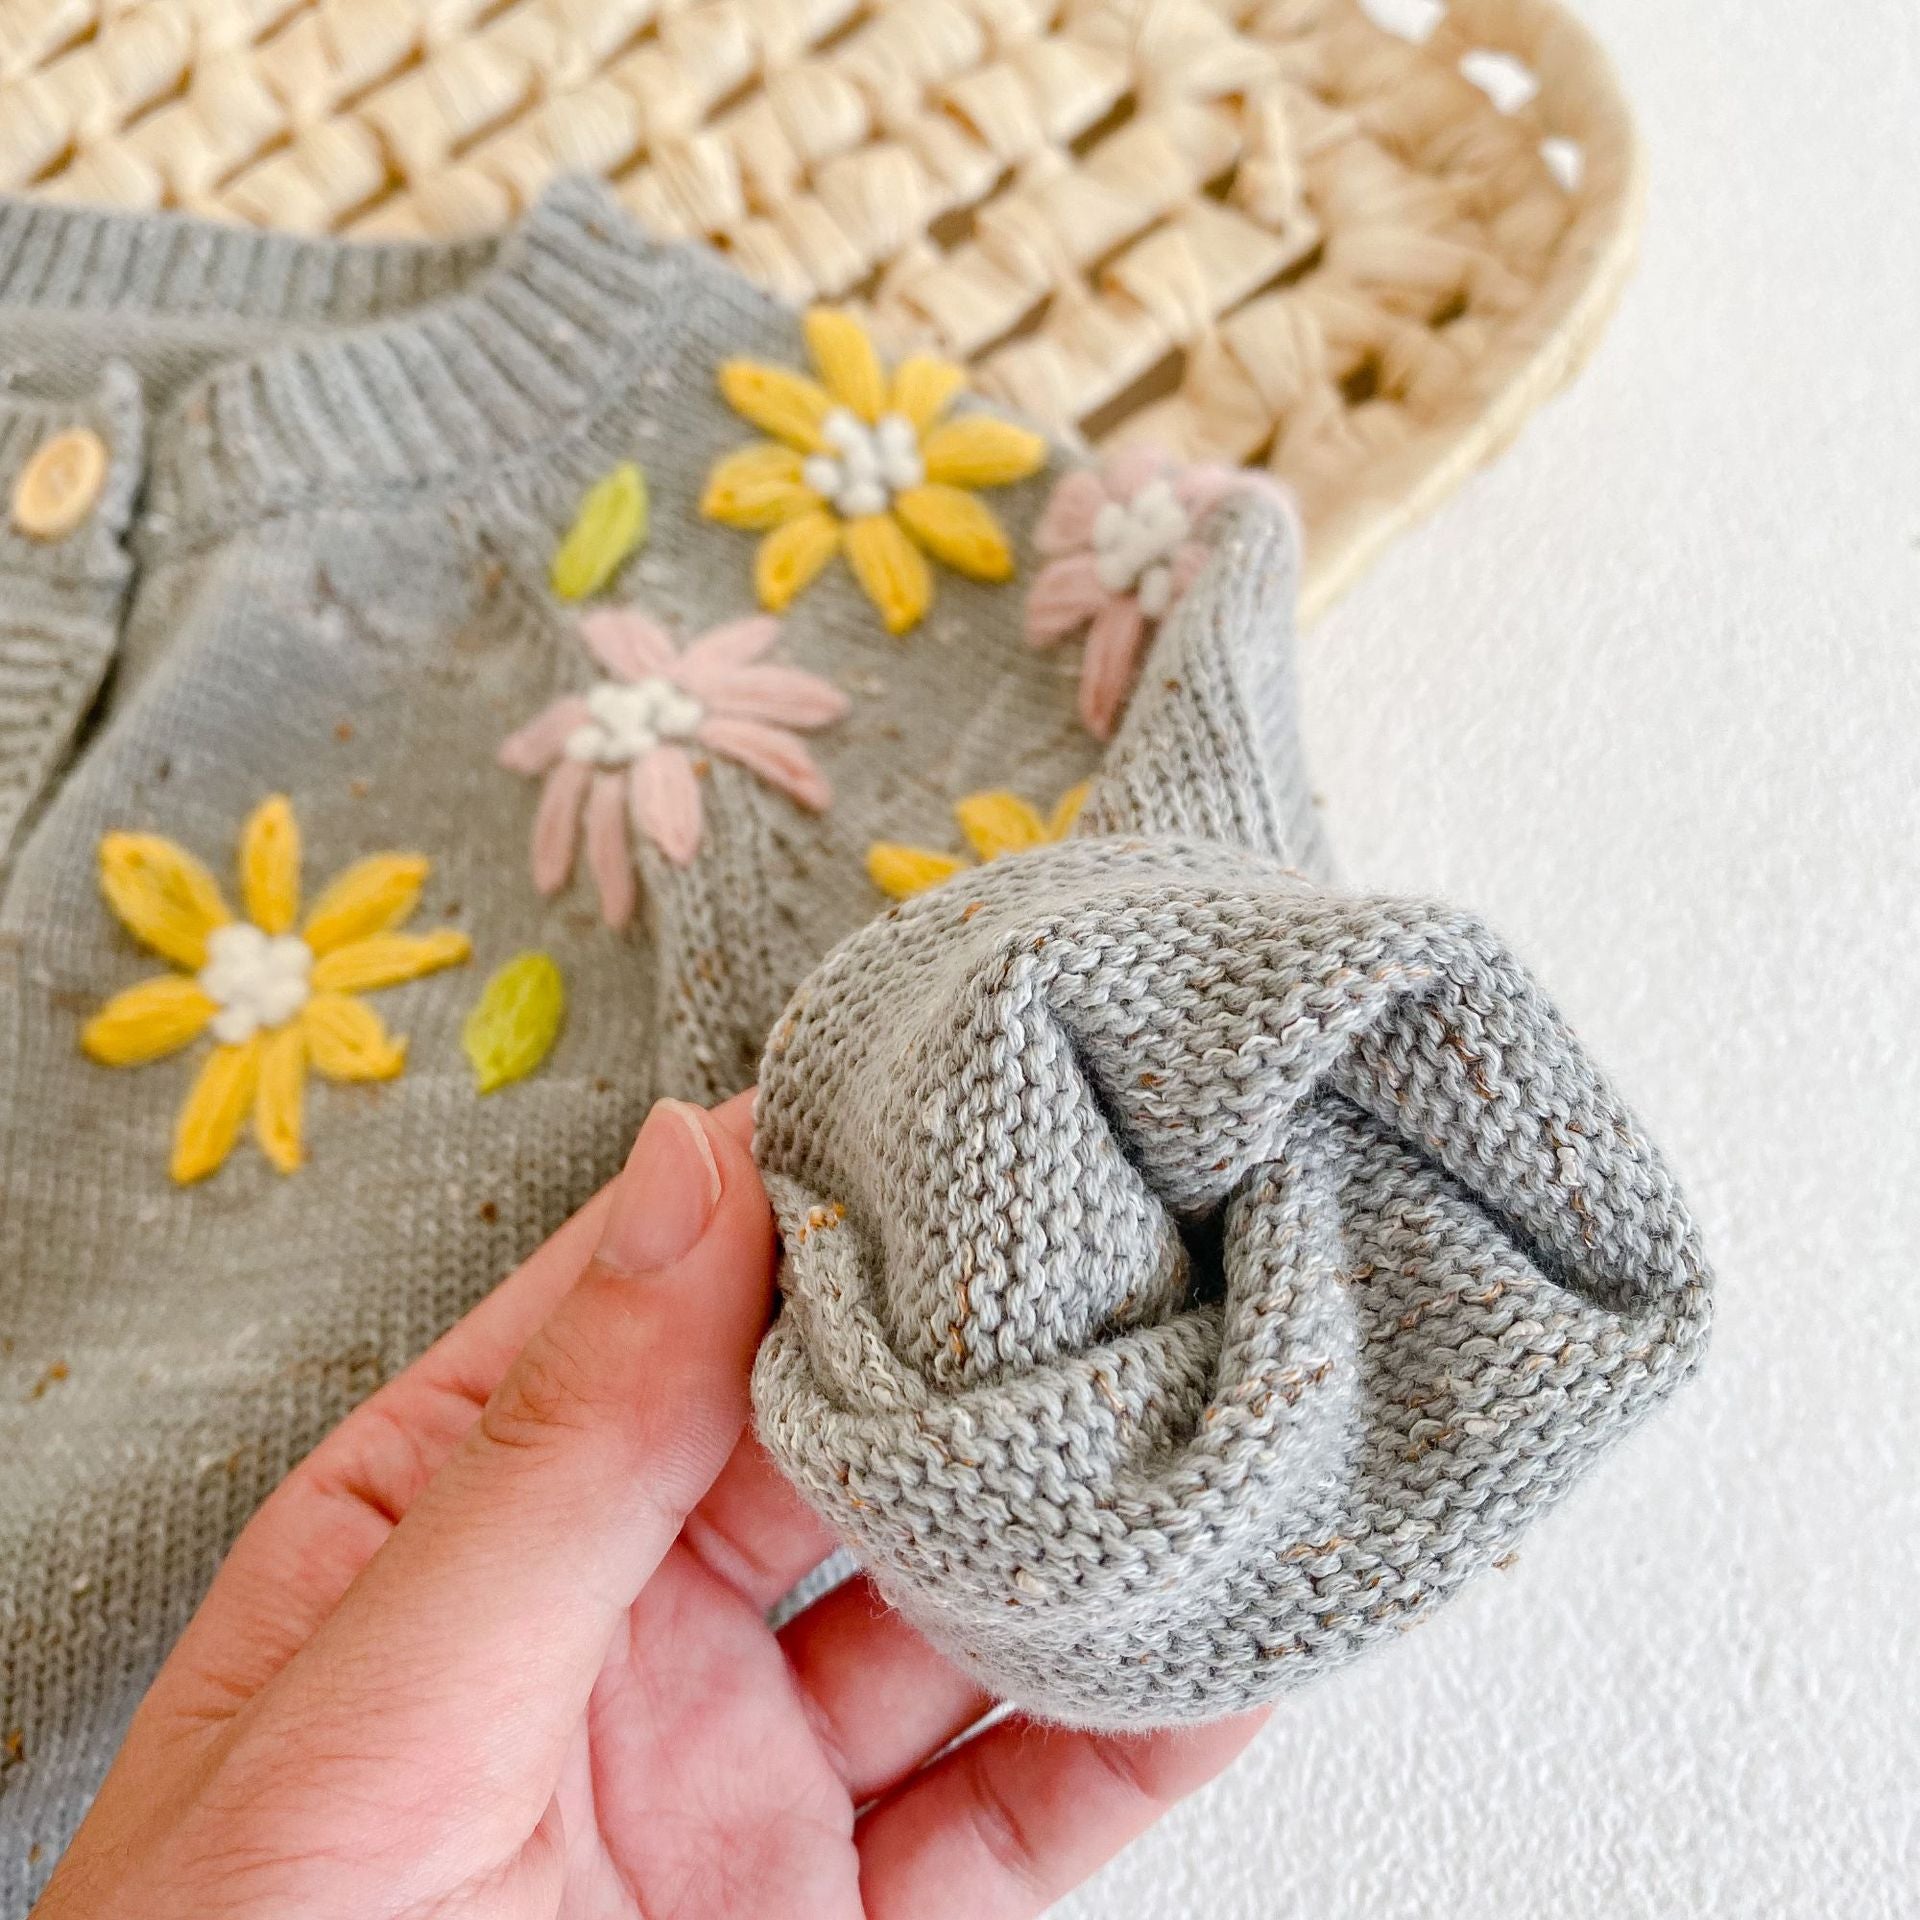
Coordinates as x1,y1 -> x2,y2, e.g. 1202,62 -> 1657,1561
463,952 -> 566,1095
551,463 -> 648,602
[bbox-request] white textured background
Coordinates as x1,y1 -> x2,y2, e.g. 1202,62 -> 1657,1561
1057,1 -> 1920,1913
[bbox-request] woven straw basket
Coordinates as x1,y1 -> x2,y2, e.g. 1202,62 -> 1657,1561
1,0 -> 1641,619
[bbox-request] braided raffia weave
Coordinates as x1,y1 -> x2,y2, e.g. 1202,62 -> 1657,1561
753,837 -> 1711,1724
3,0 -> 1640,618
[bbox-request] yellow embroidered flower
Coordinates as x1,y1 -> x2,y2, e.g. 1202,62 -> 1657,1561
867,783 -> 1090,900
701,307 -> 1048,636
81,796 -> 471,1183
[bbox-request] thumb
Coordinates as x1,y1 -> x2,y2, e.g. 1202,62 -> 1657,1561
251,1097 -> 777,1806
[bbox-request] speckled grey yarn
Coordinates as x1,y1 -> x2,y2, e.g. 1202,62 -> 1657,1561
0,181 -> 1111,1904
0,170 -> 1710,1912
751,547 -> 1714,1729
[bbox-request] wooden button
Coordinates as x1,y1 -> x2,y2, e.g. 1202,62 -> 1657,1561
11,427 -> 109,542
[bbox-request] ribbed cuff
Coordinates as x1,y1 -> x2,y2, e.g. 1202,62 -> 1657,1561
0,194 -> 493,328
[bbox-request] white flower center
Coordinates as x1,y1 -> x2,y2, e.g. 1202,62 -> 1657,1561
198,922 -> 313,1045
563,676 -> 706,768
802,408 -> 924,519
1090,476 -> 1191,617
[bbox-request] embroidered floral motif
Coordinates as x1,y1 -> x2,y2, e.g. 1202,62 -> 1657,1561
1027,448 -> 1279,739
867,783 -> 1089,900
551,462 -> 649,602
702,307 -> 1047,636
81,796 -> 470,1183
501,609 -> 848,927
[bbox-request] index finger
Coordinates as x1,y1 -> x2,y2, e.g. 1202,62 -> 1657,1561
412,1088 -> 760,1404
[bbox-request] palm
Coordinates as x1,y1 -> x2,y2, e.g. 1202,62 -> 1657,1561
563,1541 -> 861,1917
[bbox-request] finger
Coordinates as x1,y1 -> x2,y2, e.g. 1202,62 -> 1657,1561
401,1090 -> 759,1409
317,1090 -> 757,1487
779,1575 -> 992,1802
162,1095 -> 758,1703
856,1709 -> 1269,1920
252,1098 -> 777,1815
680,1430 -> 841,1611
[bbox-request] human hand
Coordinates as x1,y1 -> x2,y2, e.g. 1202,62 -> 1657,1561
35,1093 -> 1266,1919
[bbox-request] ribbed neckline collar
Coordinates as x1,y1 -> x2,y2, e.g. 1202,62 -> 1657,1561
0,180 -> 698,541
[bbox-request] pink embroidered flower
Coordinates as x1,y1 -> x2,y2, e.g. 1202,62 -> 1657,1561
1025,447 -> 1288,740
499,611 -> 848,928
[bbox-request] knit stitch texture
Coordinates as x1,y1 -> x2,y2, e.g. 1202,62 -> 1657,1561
751,508 -> 1712,1725
0,177 -> 1710,1899
0,180 -> 1104,1902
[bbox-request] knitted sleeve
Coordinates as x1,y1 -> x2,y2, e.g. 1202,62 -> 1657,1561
749,499 -> 1712,1728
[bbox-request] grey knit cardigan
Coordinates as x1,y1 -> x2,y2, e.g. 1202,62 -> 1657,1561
0,180 -> 1710,1902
